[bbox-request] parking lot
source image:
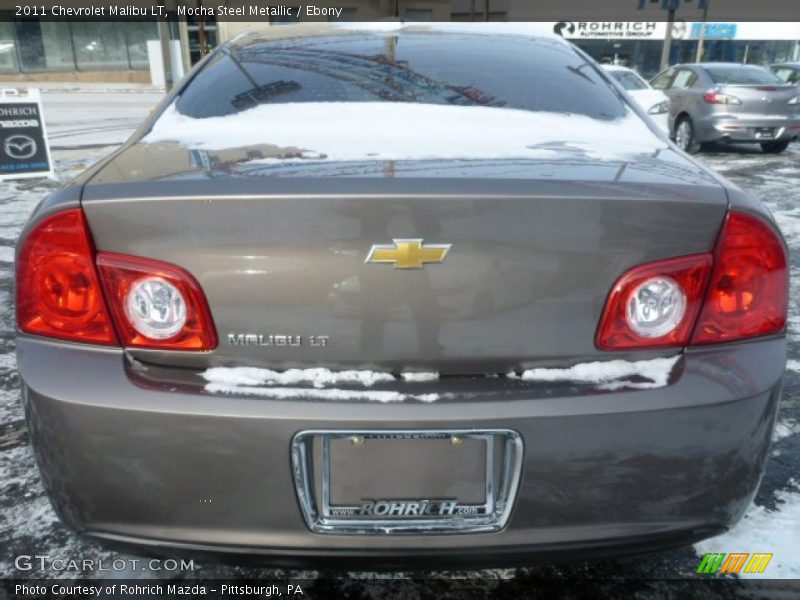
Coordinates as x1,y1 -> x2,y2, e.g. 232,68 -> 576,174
0,91 -> 798,595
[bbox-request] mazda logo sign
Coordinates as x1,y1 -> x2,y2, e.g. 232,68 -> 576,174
3,134 -> 37,160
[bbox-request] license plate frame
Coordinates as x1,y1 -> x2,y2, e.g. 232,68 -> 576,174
754,127 -> 776,139
292,429 -> 523,535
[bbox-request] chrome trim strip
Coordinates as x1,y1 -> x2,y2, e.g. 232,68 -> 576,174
291,429 -> 523,535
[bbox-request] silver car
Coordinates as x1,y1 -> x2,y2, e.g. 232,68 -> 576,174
651,62 -> 800,154
601,65 -> 670,133
16,25 -> 788,564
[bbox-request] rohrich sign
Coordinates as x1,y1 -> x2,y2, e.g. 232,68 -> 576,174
553,21 -> 800,42
0,89 -> 53,180
554,21 -> 664,39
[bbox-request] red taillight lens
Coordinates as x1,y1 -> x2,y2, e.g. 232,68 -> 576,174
597,211 -> 788,351
691,211 -> 788,345
18,209 -> 217,350
703,92 -> 742,105
16,209 -> 118,345
97,252 -> 217,350
596,254 -> 713,350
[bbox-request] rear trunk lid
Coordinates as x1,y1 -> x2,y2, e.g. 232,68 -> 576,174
716,84 -> 798,118
82,146 -> 727,375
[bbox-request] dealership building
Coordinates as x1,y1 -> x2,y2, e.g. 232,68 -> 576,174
560,21 -> 800,78
0,0 -> 798,83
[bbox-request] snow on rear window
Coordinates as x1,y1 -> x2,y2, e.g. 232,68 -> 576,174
145,101 -> 661,162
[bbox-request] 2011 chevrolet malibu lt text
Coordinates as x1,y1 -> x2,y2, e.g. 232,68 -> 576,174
15,24 -> 788,565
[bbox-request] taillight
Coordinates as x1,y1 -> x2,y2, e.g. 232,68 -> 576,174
97,252 -> 217,350
17,207 -> 217,351
16,209 -> 118,345
690,211 -> 788,345
595,254 -> 712,350
703,92 -> 742,105
597,210 -> 788,351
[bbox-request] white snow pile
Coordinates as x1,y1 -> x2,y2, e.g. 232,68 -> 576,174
508,356 -> 680,390
786,359 -> 800,373
203,384 -> 439,403
144,102 -> 664,163
788,315 -> 800,343
771,207 -> 800,245
694,481 -> 800,579
201,366 -> 440,403
401,372 -> 439,382
202,357 -> 680,401
772,419 -> 800,443
0,352 -> 16,371
202,366 -> 398,388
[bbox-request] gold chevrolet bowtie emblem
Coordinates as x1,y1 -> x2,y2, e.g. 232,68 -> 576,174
365,239 -> 451,269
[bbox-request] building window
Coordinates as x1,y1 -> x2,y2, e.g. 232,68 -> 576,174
71,22 -> 131,70
14,21 -> 75,72
185,14 -> 218,65
125,21 -> 160,69
0,19 -> 162,74
0,21 -> 19,73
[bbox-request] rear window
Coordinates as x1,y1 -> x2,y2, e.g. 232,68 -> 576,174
772,66 -> 800,84
175,33 -> 627,121
609,70 -> 648,91
704,65 -> 783,85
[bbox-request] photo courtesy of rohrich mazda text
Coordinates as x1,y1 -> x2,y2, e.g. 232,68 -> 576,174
1,9 -> 799,598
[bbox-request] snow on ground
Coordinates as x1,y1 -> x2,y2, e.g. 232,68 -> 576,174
694,481 -> 800,579
0,353 -> 15,370
773,419 -> 800,443
145,102 -> 665,162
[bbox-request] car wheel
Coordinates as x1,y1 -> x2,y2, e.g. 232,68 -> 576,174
760,141 -> 790,154
675,117 -> 700,154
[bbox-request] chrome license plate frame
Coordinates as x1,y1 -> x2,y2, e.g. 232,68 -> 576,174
291,429 -> 523,535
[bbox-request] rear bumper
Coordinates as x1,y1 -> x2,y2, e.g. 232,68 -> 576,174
19,335 -> 784,563
697,115 -> 800,143
86,525 -> 723,569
